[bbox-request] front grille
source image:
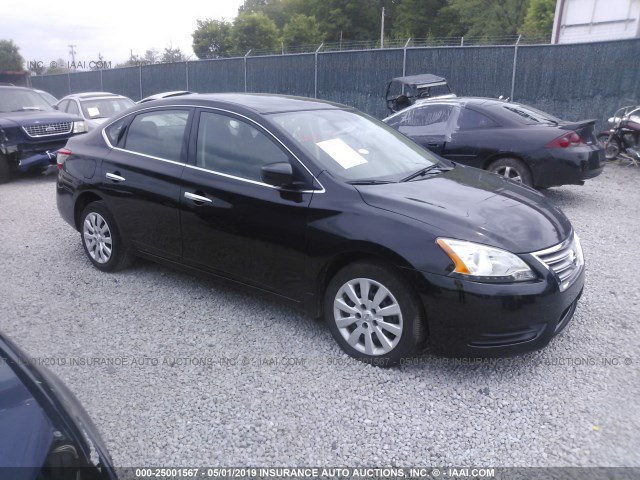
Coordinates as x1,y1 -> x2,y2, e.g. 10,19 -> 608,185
533,233 -> 584,292
23,122 -> 72,138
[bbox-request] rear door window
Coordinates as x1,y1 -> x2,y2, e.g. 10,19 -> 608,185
457,107 -> 499,130
122,110 -> 190,162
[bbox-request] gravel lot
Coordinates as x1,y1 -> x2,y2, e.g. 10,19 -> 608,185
0,164 -> 638,468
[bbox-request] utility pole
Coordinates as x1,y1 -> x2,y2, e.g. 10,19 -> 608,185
380,7 -> 385,49
68,44 -> 77,65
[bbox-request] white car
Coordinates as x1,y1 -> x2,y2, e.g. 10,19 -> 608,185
55,92 -> 135,130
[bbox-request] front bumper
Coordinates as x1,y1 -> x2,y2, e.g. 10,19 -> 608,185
406,265 -> 584,357
534,146 -> 605,187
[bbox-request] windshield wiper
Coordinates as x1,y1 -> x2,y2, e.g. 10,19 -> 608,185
347,179 -> 396,185
11,107 -> 43,112
400,164 -> 453,182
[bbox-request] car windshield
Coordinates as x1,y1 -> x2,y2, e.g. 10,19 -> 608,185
502,104 -> 561,125
0,89 -> 54,113
270,109 -> 444,182
80,97 -> 135,119
36,90 -> 58,106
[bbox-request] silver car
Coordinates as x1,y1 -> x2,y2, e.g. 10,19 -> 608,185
55,92 -> 135,130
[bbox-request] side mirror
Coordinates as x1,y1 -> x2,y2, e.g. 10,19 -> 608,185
261,162 -> 293,187
52,105 -> 59,110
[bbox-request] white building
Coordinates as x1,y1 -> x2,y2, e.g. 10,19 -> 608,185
552,0 -> 640,43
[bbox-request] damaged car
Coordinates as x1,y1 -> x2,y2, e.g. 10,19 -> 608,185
0,86 -> 87,183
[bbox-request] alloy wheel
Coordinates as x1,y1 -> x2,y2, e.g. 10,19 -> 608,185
83,212 -> 112,264
494,165 -> 523,182
333,277 -> 403,356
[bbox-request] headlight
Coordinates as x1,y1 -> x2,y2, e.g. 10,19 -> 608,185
436,238 -> 536,282
72,121 -> 88,133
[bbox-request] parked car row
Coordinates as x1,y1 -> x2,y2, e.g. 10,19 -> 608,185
56,93 -> 585,364
5,81 -> 601,475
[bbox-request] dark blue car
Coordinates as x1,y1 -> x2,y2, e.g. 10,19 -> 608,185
0,86 -> 87,183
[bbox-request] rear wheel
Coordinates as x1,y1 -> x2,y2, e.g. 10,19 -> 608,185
488,157 -> 533,187
0,155 -> 11,184
80,202 -> 133,272
324,260 -> 425,367
597,133 -> 621,160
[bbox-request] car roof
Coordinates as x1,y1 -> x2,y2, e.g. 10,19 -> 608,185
140,91 -> 192,101
0,85 -> 37,92
148,93 -> 348,114
390,74 -> 447,87
62,92 -> 125,100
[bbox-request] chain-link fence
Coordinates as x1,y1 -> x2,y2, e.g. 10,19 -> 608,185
32,38 -> 640,126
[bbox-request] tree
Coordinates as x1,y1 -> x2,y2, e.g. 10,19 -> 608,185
192,19 -> 233,59
161,45 -> 188,63
520,0 -> 556,39
238,0 -> 292,29
392,0 -> 452,39
0,39 -> 24,71
231,12 -> 280,54
143,49 -> 160,64
448,0 -> 531,38
281,14 -> 323,46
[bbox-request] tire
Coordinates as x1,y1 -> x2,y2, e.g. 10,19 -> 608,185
324,260 -> 425,367
597,133 -> 621,160
80,201 -> 133,272
488,157 -> 533,187
0,155 -> 11,184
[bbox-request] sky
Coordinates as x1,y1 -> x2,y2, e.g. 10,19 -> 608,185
3,0 -> 244,66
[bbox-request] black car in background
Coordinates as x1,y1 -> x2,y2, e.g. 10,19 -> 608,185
57,94 -> 584,364
0,86 -> 87,183
0,332 -> 116,479
383,97 -> 604,188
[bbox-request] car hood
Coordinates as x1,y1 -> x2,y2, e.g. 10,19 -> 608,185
0,333 -> 117,479
0,110 -> 81,127
356,165 -> 572,253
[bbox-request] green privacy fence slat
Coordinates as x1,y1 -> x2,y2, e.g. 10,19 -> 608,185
31,39 -> 640,128
31,73 -> 69,99
406,46 -> 514,99
69,70 -> 101,93
247,54 -> 315,97
101,67 -> 142,101
513,39 -> 640,127
318,49 -> 404,118
141,62 -> 188,98
187,58 -> 244,93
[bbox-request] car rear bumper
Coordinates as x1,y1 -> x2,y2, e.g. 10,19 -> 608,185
405,266 -> 584,357
534,146 -> 604,187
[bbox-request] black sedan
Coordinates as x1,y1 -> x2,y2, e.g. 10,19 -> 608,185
57,94 -> 584,365
383,97 -> 604,188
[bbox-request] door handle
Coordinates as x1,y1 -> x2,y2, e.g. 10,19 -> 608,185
106,172 -> 126,182
184,192 -> 212,203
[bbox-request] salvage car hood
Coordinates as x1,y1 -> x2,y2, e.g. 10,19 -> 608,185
356,165 -> 572,253
0,110 -> 80,128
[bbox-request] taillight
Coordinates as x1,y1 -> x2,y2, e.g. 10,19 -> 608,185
546,132 -> 583,148
56,148 -> 71,170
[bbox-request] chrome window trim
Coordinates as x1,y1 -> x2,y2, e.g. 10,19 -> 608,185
101,104 -> 325,194
109,147 -> 186,167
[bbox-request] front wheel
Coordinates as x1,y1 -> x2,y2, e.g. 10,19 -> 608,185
488,157 -> 533,187
597,133 -> 621,160
324,260 -> 425,367
80,201 -> 133,272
